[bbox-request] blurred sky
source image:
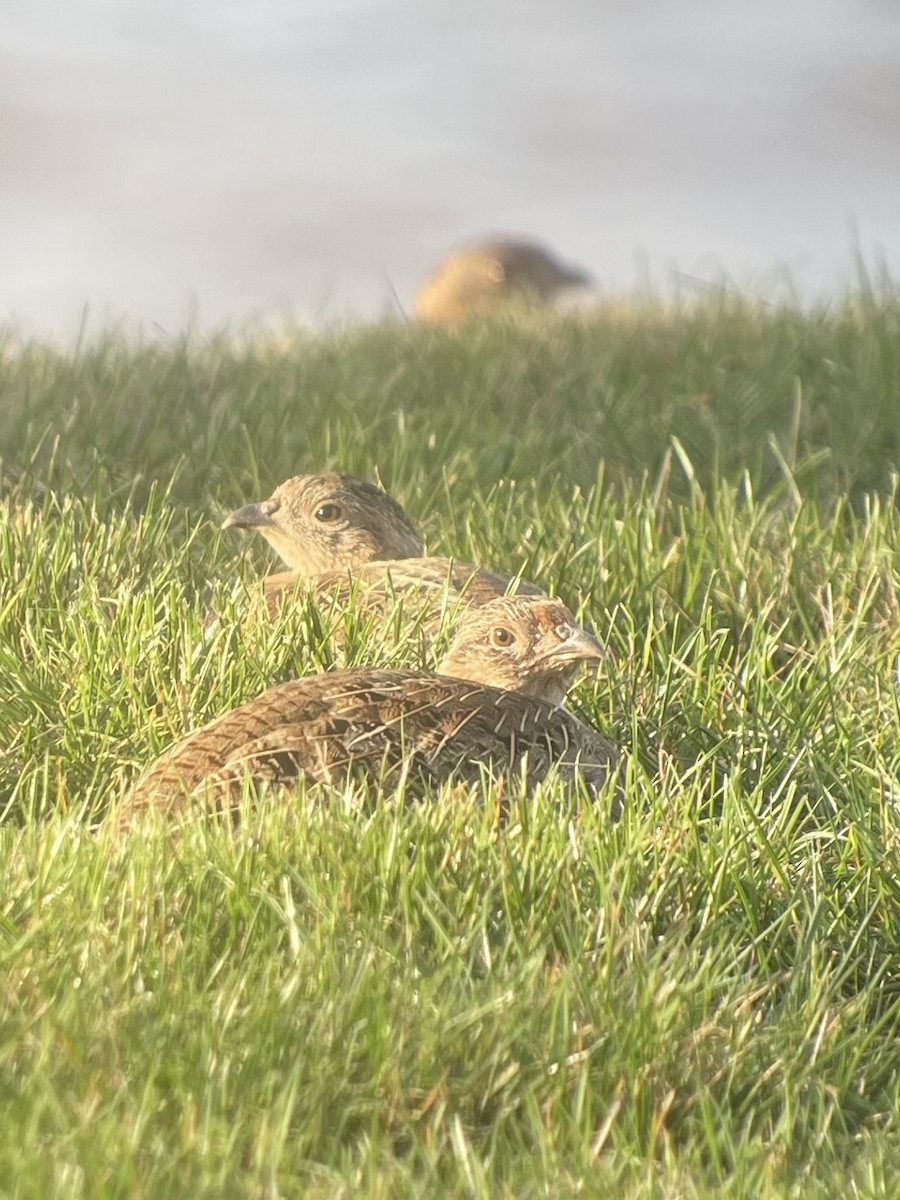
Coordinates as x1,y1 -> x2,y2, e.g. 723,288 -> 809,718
2,0 -> 899,335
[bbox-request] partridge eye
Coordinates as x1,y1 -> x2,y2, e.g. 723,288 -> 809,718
490,626 -> 516,648
314,503 -> 342,522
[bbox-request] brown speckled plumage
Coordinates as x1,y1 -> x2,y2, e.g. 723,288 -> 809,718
117,597 -> 619,825
261,558 -> 543,619
224,472 -> 544,618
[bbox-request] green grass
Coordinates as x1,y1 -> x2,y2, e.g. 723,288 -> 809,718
4,294 -> 900,1195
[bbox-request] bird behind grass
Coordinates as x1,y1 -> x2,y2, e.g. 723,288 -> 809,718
117,595 -> 619,825
223,472 -> 423,575
224,472 -> 544,619
414,237 -> 591,326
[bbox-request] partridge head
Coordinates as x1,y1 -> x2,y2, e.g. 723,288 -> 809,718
415,237 -> 592,326
438,595 -> 607,704
223,473 -> 423,575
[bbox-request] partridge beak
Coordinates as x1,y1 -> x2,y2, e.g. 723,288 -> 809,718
222,501 -> 275,531
552,625 -> 613,666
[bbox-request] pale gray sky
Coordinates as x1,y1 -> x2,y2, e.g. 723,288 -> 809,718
2,0 -> 899,335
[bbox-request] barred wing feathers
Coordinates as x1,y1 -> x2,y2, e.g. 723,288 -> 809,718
120,668 -> 617,822
262,558 -> 544,619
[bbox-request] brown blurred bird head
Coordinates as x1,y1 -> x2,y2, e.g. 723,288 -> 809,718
222,473 -> 424,575
415,237 -> 592,326
439,595 -> 608,705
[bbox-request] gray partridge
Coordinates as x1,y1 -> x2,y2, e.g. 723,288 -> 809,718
117,595 -> 619,824
223,472 -> 423,573
223,472 -> 544,620
414,237 -> 591,326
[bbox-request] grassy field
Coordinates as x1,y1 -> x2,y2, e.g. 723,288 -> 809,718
4,293 -> 900,1197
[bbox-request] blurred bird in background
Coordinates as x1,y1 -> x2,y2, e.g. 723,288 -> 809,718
414,236 -> 592,326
